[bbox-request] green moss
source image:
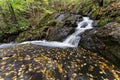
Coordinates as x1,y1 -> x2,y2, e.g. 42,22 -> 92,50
98,19 -> 108,26
75,0 -> 120,26
16,26 -> 49,42
115,17 -> 120,23
0,17 -> 29,34
47,20 -> 57,26
39,13 -> 54,26
98,18 -> 112,26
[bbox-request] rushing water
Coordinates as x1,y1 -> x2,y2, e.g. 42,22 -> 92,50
0,17 -> 93,48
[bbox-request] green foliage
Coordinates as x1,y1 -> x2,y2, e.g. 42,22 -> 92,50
0,0 -> 119,42
42,0 -> 49,5
74,0 -> 120,27
98,18 -> 112,26
10,0 -> 26,12
5,18 -> 29,34
42,7 -> 54,14
16,26 -> 49,42
0,0 -> 5,6
115,17 -> 120,23
0,0 -> 26,12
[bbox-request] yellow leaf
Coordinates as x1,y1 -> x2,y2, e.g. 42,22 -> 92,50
26,0 -> 34,3
88,66 -> 94,72
40,70 -> 46,73
42,0 -> 49,5
0,78 -> 4,80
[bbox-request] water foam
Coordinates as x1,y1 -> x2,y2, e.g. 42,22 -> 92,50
0,17 -> 93,48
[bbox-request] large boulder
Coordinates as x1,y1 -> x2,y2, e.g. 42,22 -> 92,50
46,13 -> 82,41
0,44 -> 120,80
80,22 -> 120,67
95,22 -> 120,66
46,27 -> 75,41
80,29 -> 105,53
63,14 -> 81,27
96,22 -> 120,44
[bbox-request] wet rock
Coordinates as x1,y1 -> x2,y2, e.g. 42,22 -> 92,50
45,14 -> 82,41
80,22 -> 120,67
0,44 -> 120,80
56,13 -> 70,22
55,12 -> 81,27
53,13 -> 61,19
46,27 -> 75,41
63,14 -> 81,27
96,22 -> 120,44
95,22 -> 120,67
80,29 -> 105,53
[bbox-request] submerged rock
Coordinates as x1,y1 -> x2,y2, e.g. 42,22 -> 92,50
80,22 -> 120,67
0,44 -> 120,80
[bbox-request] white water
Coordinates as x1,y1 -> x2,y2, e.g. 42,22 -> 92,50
0,17 -> 93,48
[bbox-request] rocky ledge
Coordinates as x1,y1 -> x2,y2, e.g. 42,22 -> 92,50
0,44 -> 120,80
80,22 -> 120,67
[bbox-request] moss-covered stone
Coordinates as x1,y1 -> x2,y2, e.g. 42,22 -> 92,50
115,17 -> 120,23
15,26 -> 49,42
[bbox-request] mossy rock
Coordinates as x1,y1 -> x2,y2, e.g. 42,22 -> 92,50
98,18 -> 113,26
115,17 -> 120,23
15,26 -> 49,42
80,22 -> 120,67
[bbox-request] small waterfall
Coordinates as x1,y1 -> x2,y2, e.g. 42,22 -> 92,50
0,17 -> 93,48
63,17 -> 93,47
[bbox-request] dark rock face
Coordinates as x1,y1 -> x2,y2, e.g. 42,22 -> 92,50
80,22 -> 120,67
46,27 -> 75,41
95,22 -> 120,66
96,22 -> 120,44
80,29 -> 105,53
55,13 -> 81,28
63,14 -> 81,27
0,31 -> 22,43
56,13 -> 70,22
46,13 -> 82,41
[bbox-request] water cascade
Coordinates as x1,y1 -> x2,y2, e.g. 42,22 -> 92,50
0,17 -> 93,48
